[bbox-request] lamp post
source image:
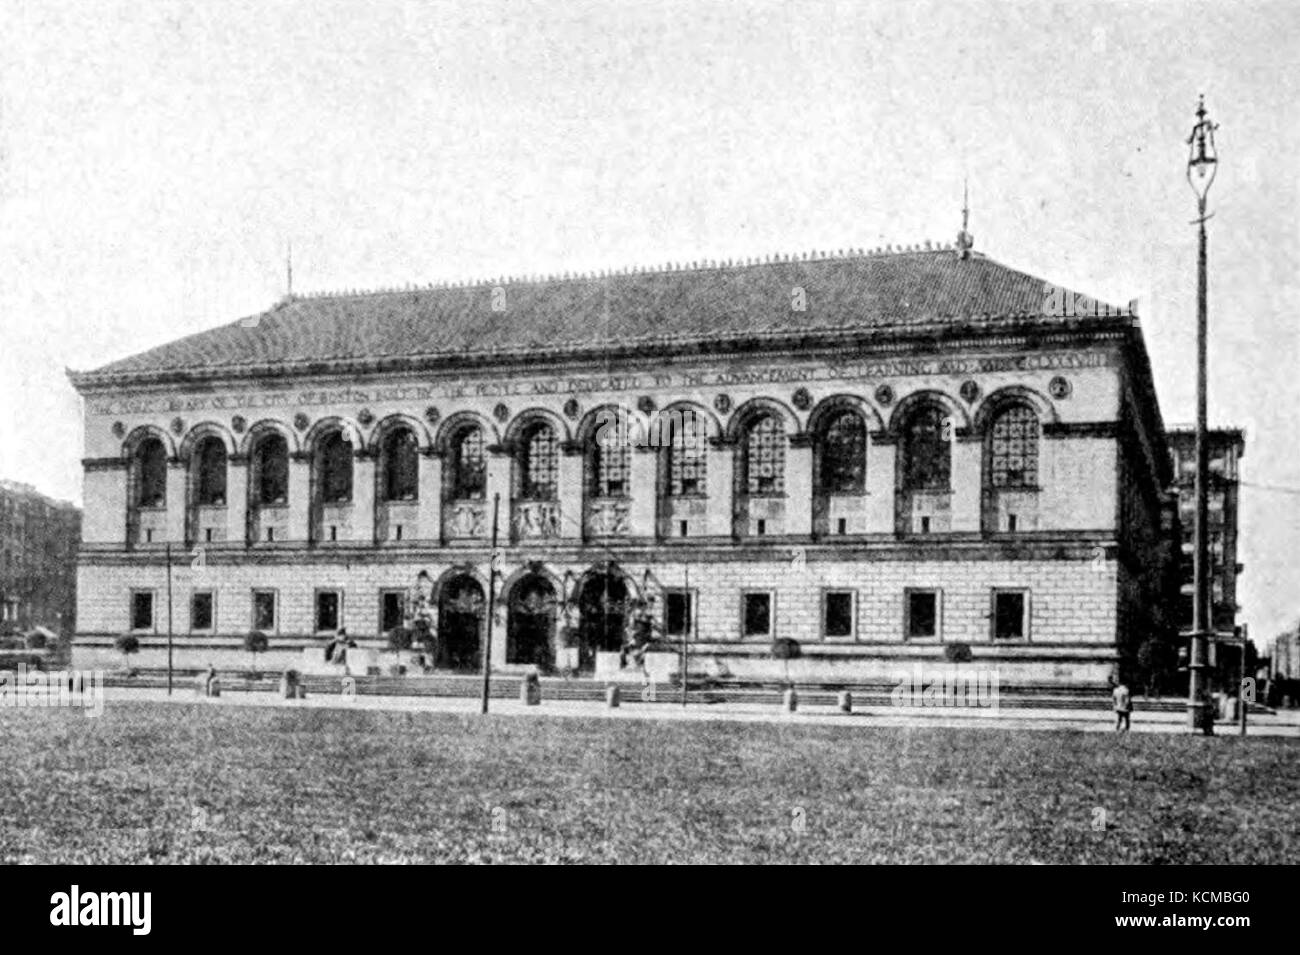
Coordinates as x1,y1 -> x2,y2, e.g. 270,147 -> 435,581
1186,96 -> 1219,735
480,493 -> 501,714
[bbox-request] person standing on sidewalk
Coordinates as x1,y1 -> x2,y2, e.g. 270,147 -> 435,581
1112,681 -> 1132,732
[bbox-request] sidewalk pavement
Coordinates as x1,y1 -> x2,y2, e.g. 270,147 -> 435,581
103,686 -> 1300,737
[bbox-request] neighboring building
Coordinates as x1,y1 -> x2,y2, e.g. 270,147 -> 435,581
1272,625 -> 1299,681
0,479 -> 81,632
66,239 -> 1175,688
1166,427 -> 1245,687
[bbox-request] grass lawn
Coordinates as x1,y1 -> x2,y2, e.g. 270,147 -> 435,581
1,701 -> 1296,863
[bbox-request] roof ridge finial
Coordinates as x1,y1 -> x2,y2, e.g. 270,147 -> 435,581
956,177 -> 974,259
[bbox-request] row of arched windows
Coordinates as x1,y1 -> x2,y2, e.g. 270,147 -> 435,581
121,396 -> 1045,537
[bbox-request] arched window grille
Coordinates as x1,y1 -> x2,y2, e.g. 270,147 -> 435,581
253,434 -> 288,505
902,406 -> 951,491
134,438 -> 167,507
381,428 -> 419,502
450,426 -> 486,499
590,420 -> 630,497
667,412 -> 707,496
519,423 -> 559,500
989,405 -> 1039,489
194,436 -> 227,506
819,411 -> 867,494
318,431 -> 353,504
743,414 -> 785,495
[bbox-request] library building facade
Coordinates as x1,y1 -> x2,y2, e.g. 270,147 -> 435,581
68,241 -> 1177,688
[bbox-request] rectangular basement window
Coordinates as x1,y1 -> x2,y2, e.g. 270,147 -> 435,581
315,590 -> 342,633
130,590 -> 155,632
252,590 -> 277,632
992,590 -> 1029,640
823,590 -> 855,639
742,591 -> 774,639
190,591 -> 214,632
905,589 -> 940,640
380,590 -> 405,633
664,590 -> 693,638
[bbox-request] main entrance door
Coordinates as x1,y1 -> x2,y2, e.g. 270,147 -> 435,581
437,574 -> 484,671
506,573 -> 556,669
577,573 -> 628,673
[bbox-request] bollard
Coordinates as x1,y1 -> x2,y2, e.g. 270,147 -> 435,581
782,688 -> 798,713
520,671 -> 541,706
605,685 -> 620,709
837,690 -> 853,714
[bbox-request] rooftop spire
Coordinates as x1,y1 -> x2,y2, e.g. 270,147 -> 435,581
956,178 -> 974,259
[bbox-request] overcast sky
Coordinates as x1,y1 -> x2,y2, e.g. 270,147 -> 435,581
2,0 -> 1297,641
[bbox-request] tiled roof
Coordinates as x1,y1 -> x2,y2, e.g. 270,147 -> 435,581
70,247 -> 1131,387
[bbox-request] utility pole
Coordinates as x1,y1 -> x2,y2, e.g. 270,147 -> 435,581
480,493 -> 501,714
681,565 -> 690,708
1186,96 -> 1219,735
1239,624 -> 1249,736
165,542 -> 174,696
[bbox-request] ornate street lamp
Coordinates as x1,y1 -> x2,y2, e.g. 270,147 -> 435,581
1186,96 -> 1219,735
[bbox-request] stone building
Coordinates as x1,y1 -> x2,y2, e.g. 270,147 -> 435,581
1166,427 -> 1245,634
1166,427 -> 1245,687
0,479 -> 81,633
67,241 -> 1175,688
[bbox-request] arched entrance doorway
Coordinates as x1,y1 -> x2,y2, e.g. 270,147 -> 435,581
437,574 -> 484,671
506,573 -> 556,669
577,573 -> 629,672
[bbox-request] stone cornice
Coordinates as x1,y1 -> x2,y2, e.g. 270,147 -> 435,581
1042,421 -> 1118,439
67,319 -> 1132,393
77,531 -> 1118,566
82,457 -> 127,471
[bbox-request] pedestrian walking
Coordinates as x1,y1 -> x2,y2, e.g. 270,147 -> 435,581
1113,681 -> 1132,732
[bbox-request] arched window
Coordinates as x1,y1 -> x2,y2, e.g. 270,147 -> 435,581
134,438 -> 167,507
381,427 -> 419,502
902,406 -> 951,491
742,414 -> 785,495
194,436 -> 227,506
989,405 -> 1039,489
252,433 -> 288,505
589,418 -> 630,498
318,431 -> 353,504
519,423 -> 559,500
666,411 -> 707,496
449,426 -> 486,499
819,411 -> 867,494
